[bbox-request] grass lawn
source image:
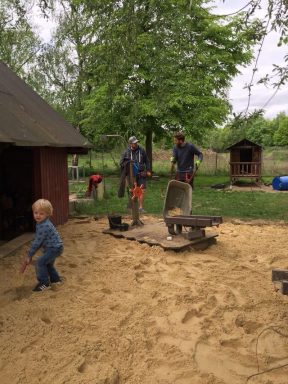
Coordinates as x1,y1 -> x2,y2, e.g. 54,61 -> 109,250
69,175 -> 288,222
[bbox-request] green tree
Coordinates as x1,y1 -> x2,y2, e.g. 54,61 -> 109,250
205,126 -> 231,152
28,1 -> 99,127
273,113 -> 288,146
245,116 -> 274,146
79,0 -> 260,167
0,0 -> 40,77
31,0 -> 288,150
209,111 -> 266,151
206,112 -> 288,151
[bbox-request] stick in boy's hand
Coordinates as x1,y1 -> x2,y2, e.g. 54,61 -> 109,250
19,258 -> 30,274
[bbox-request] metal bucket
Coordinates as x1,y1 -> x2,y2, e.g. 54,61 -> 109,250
108,215 -> 129,231
108,215 -> 122,229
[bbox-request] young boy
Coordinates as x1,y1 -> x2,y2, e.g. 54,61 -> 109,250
26,199 -> 63,292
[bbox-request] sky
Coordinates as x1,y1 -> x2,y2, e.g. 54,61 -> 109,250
33,0 -> 287,119
209,0 -> 288,119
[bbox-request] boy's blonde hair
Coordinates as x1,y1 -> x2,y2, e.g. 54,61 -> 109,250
32,199 -> 53,216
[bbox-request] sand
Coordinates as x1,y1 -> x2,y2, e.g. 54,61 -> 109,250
1,215 -> 288,384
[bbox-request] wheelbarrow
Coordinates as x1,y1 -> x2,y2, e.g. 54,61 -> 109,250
163,180 -> 222,240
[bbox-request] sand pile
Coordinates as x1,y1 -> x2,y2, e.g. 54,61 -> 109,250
1,216 -> 288,384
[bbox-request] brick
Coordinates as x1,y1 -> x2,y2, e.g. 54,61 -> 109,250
272,269 -> 288,282
281,280 -> 288,295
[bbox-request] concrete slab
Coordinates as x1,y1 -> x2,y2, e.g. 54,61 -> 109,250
103,221 -> 218,251
0,233 -> 33,259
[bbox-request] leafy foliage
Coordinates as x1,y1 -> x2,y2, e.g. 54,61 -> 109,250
24,0 -> 260,163
77,0 -> 260,159
208,111 -> 288,151
0,0 -> 40,77
5,0 -> 288,158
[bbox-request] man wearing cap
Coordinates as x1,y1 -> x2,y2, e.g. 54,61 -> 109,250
120,136 -> 151,212
170,132 -> 203,187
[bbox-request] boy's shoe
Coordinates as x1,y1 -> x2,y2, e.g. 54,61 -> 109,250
50,277 -> 63,285
139,208 -> 146,213
32,282 -> 51,292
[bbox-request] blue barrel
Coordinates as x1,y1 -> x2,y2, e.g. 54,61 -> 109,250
272,176 -> 288,190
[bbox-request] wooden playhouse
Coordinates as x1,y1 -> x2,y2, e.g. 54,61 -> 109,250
226,139 -> 262,184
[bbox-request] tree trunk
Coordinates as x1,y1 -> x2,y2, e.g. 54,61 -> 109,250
145,125 -> 153,171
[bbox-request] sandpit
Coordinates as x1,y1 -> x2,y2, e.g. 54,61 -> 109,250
1,215 -> 288,384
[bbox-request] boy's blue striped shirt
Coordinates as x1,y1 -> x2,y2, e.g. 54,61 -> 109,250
28,218 -> 63,258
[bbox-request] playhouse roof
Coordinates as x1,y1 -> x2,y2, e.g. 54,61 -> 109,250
226,138 -> 262,151
0,61 -> 91,151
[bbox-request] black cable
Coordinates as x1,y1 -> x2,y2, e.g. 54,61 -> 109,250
246,362 -> 288,383
207,0 -> 255,18
246,324 -> 288,383
244,17 -> 270,116
261,84 -> 282,109
208,1 -> 281,117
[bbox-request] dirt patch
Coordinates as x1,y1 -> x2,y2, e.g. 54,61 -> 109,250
1,216 -> 288,384
229,184 -> 277,192
214,183 -> 287,193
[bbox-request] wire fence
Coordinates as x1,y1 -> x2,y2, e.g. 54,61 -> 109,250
68,149 -> 288,180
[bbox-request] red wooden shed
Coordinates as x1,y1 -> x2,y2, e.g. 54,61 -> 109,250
0,61 -> 91,241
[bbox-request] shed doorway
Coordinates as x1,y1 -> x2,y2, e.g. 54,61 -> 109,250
240,148 -> 252,174
240,148 -> 252,162
0,146 -> 34,241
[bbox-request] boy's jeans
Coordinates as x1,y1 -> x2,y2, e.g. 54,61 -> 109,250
36,246 -> 63,285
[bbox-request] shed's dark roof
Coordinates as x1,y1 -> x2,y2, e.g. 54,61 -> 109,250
226,138 -> 262,150
0,61 -> 91,149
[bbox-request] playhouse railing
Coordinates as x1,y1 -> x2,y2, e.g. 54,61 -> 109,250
229,161 -> 261,177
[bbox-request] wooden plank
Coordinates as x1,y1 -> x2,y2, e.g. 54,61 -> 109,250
188,215 -> 223,224
184,229 -> 205,240
165,215 -> 222,227
165,216 -> 213,227
0,233 -> 34,259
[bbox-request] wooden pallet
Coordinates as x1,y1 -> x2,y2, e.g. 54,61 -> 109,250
103,221 -> 218,251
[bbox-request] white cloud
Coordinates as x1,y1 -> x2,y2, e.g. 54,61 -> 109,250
31,6 -> 56,43
210,0 -> 288,118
